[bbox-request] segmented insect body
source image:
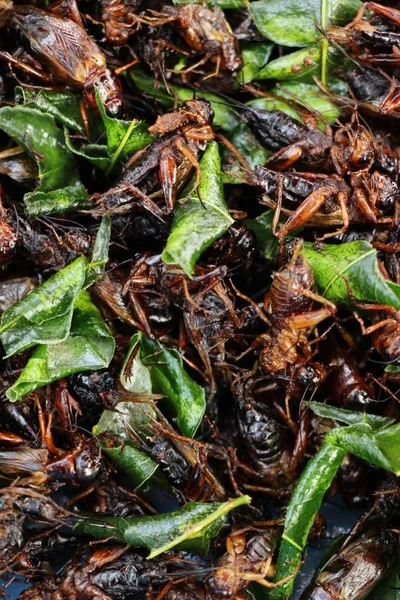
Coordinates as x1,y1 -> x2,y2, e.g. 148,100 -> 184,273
100,0 -> 142,45
1,4 -> 123,114
306,531 -> 398,600
258,249 -> 335,374
206,530 -> 279,598
147,4 -> 243,75
97,99 -> 214,215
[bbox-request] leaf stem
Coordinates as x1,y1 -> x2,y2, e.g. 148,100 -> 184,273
106,118 -> 137,176
320,0 -> 328,85
147,495 -> 251,558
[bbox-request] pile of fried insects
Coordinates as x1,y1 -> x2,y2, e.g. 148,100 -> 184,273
1,0 -> 400,598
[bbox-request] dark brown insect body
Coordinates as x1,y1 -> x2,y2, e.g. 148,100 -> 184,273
305,531 -> 398,600
97,99 -> 214,215
145,4 -> 243,76
233,376 -> 306,488
324,338 -> 375,409
0,3 -> 123,114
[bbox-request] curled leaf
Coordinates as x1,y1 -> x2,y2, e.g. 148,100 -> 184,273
162,141 -> 234,277
74,495 -> 251,558
304,241 -> 400,309
6,291 -> 115,401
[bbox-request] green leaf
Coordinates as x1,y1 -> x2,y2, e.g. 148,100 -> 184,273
385,363 -> 400,373
85,216 -> 112,287
238,42 -> 274,84
138,333 -> 206,438
272,82 -> 341,122
100,437 -> 167,491
257,47 -> 321,81
121,333 -> 153,395
16,87 -> 85,134
130,70 -> 268,169
0,256 -> 88,357
74,495 -> 251,558
6,291 -> 115,401
65,130 -> 110,170
0,105 -> 89,216
162,141 -> 233,277
249,0 -> 361,47
306,401 -> 395,430
270,441 -> 346,599
24,183 -> 90,219
95,88 -> 153,170
247,82 -> 340,125
304,241 -> 400,309
246,210 -> 279,259
328,422 -> 400,475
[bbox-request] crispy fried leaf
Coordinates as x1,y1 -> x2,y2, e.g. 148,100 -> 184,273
238,42 -> 274,84
270,441 -> 346,599
6,291 -> 115,401
95,89 -> 153,171
162,141 -> 233,277
306,401 -> 395,430
24,184 -> 90,219
65,130 -> 110,170
247,83 -> 340,124
0,105 -> 89,216
127,332 -> 206,438
16,87 -> 85,134
100,437 -> 167,491
271,417 -> 400,598
249,0 -> 361,47
250,0 -> 360,84
74,495 -> 251,558
257,46 -> 321,81
304,241 -> 400,309
329,422 -> 400,475
0,256 -> 88,357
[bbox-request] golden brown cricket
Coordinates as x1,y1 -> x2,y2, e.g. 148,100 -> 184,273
100,0 -> 143,45
0,1 -> 123,114
251,242 -> 337,375
206,529 -> 296,598
141,4 -> 243,77
97,99 -> 215,216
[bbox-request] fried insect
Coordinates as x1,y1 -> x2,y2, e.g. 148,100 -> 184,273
245,243 -> 336,374
0,186 -> 17,264
323,336 -> 375,409
0,2 -> 123,114
142,4 -> 243,76
232,375 -> 307,489
96,99 -> 214,216
100,0 -> 143,45
304,531 -> 398,600
206,529 -> 280,597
